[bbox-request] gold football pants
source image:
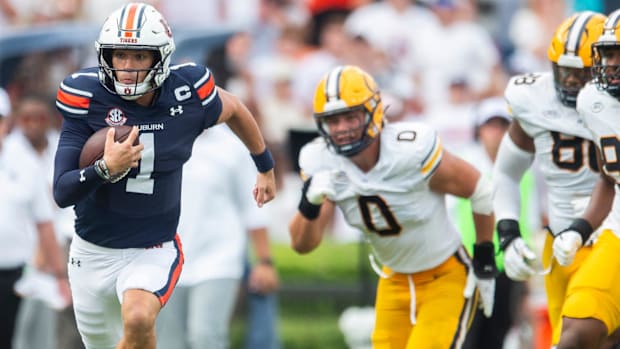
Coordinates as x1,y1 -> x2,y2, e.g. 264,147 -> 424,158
372,250 -> 477,349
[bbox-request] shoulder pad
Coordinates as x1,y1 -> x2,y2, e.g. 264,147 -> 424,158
576,82 -> 601,116
56,68 -> 99,118
299,136 -> 331,177
504,72 -> 550,118
170,63 -> 218,106
384,122 -> 443,179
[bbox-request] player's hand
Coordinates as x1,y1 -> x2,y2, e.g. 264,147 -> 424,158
464,242 -> 497,318
103,126 -> 144,175
305,171 -> 335,205
248,262 -> 279,294
253,169 -> 276,207
553,229 -> 583,266
465,269 -> 495,317
504,238 -> 537,281
57,277 -> 72,307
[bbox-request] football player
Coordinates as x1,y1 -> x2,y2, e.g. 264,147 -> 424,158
288,65 -> 497,349
553,9 -> 620,349
52,3 -> 276,349
492,11 -> 607,347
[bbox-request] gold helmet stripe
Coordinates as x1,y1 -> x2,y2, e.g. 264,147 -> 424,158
565,12 -> 595,56
325,65 -> 344,103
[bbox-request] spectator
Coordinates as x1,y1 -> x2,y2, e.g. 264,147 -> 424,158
157,125 -> 280,349
0,88 -> 70,349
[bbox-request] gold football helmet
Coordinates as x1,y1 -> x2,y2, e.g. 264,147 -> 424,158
547,11 -> 606,107
592,9 -> 620,99
313,65 -> 383,156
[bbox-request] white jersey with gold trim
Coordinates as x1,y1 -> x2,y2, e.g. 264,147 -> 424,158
505,72 -> 600,234
577,83 -> 620,237
299,122 -> 462,273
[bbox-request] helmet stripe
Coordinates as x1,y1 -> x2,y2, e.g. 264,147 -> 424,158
135,4 -> 146,38
124,4 -> 139,37
607,10 -> 620,33
119,3 -> 146,38
565,12 -> 594,55
325,66 -> 344,103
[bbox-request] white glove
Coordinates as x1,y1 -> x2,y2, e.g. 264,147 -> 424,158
464,269 -> 495,318
503,238 -> 537,281
305,171 -> 335,205
552,230 -> 583,267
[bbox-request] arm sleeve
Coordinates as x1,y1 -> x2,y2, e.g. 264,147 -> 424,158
53,117 -> 105,208
493,134 -> 535,221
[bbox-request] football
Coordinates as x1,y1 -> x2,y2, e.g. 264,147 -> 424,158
79,125 -> 137,168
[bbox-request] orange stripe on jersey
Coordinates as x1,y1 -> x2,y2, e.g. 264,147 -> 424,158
124,3 -> 139,37
157,234 -> 184,306
57,88 -> 90,109
196,75 -> 215,100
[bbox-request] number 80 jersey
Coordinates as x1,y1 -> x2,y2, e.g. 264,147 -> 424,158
505,72 -> 599,234
299,122 -> 462,273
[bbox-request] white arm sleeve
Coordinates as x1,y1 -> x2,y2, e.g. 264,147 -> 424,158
493,134 -> 535,221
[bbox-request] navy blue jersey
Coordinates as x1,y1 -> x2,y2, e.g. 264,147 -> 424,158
53,63 -> 222,248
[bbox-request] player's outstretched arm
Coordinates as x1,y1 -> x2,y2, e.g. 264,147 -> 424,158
289,173 -> 335,254
429,150 -> 494,243
429,150 -> 497,317
493,122 -> 538,280
216,87 -> 276,206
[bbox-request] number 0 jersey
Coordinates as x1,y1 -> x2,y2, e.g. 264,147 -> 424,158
577,83 -> 620,237
505,72 -> 600,234
53,63 -> 222,248
299,122 -> 462,273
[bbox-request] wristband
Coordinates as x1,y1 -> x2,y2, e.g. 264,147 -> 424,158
94,159 -> 131,183
258,257 -> 274,266
473,241 -> 498,279
94,159 -> 110,182
298,177 -> 321,220
251,148 -> 275,173
567,218 -> 594,243
497,219 -> 521,251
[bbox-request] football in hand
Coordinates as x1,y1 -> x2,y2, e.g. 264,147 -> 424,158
79,125 -> 137,168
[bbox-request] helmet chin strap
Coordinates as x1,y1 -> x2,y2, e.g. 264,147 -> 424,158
113,70 -> 156,101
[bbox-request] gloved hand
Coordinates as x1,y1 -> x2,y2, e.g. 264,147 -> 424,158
464,242 -> 497,318
552,230 -> 583,267
298,171 -> 336,220
305,171 -> 335,205
503,238 -> 537,281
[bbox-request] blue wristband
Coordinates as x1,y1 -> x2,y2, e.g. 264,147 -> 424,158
251,148 -> 275,173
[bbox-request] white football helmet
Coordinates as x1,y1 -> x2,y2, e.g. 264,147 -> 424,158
95,2 -> 175,100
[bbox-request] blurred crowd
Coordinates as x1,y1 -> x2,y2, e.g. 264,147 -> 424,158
1,0 -> 616,182
0,0 -> 617,348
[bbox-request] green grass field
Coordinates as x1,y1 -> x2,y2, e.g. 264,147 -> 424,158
231,240 -> 378,349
